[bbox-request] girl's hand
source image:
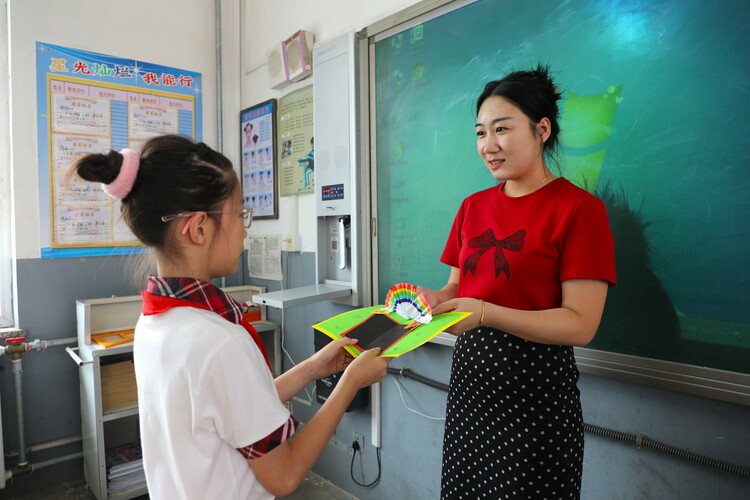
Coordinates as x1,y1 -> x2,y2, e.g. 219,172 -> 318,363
308,338 -> 356,379
433,297 -> 484,334
343,347 -> 390,389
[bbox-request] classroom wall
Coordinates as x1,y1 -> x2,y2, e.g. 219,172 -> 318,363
2,0 -> 748,498
9,0 -> 232,259
1,0 -> 227,477
244,1 -> 750,499
241,0 -> 424,251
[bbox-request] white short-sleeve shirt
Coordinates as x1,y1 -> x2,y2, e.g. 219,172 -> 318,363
134,307 -> 289,499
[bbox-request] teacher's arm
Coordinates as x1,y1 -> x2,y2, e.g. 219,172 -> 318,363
416,267 -> 461,308
434,278 -> 609,346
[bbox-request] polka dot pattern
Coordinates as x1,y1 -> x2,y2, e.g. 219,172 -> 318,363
440,327 -> 584,499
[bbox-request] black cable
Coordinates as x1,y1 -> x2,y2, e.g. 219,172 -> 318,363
387,366 -> 449,391
389,365 -> 750,479
349,441 -> 381,487
584,423 -> 750,479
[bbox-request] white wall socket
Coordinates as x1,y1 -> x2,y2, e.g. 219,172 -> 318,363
282,234 -> 300,252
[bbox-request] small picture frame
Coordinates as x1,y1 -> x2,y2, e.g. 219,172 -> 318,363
240,99 -> 278,220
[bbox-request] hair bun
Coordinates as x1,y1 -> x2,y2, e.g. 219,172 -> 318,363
196,142 -> 213,157
102,149 -> 140,200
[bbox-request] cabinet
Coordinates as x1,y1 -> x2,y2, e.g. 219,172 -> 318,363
69,286 -> 277,499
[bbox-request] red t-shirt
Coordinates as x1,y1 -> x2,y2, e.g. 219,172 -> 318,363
441,178 -> 616,311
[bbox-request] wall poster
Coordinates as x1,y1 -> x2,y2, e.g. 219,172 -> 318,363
278,85 -> 314,196
240,99 -> 278,219
36,42 -> 202,258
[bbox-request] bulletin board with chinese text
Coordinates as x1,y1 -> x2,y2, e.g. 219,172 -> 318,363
36,42 -> 203,258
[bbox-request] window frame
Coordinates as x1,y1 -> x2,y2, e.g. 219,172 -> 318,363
1,0 -> 16,329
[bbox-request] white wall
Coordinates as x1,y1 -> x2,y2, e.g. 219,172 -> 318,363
8,0 -> 425,258
240,0 -> 424,253
2,0 -> 426,309
9,0 -> 221,259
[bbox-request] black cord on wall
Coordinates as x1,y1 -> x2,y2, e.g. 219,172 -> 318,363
350,440 -> 381,487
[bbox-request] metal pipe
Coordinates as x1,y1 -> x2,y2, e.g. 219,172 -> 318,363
29,451 -> 83,471
0,336 -> 78,485
11,358 -> 26,466
0,337 -> 76,357
215,0 -> 222,151
39,337 -> 77,349
4,452 -> 83,481
4,434 -> 82,458
65,346 -> 86,366
215,0 -> 226,291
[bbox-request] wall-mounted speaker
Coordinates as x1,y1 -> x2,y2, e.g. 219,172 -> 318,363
283,30 -> 314,82
266,44 -> 290,90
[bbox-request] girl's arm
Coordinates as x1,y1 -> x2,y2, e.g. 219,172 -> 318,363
434,271 -> 609,346
249,348 -> 389,497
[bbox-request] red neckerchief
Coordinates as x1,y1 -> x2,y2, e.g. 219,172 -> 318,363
141,276 -> 271,370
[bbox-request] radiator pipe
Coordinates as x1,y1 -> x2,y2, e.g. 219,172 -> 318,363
4,434 -> 82,458
388,366 -> 750,479
27,451 -> 83,471
0,337 -> 77,357
5,451 -> 83,481
1,336 -> 78,486
11,358 -> 26,467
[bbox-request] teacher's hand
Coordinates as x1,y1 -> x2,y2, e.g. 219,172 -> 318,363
416,285 -> 446,309
433,297 -> 485,335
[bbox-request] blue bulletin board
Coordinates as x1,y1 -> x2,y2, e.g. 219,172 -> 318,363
36,42 -> 202,258
372,0 -> 750,378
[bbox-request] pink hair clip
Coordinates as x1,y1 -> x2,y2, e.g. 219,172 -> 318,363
103,148 -> 140,200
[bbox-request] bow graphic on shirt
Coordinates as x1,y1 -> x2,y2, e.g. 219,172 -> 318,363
462,229 -> 526,280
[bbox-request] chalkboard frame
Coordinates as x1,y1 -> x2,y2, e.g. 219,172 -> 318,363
359,0 -> 750,406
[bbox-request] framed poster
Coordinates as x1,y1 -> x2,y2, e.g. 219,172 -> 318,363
278,85 -> 314,196
240,99 -> 278,219
36,42 -> 202,258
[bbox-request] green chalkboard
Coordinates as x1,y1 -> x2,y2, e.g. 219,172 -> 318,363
373,0 -> 750,374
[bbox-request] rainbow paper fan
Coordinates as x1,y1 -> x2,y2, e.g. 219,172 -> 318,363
383,282 -> 433,324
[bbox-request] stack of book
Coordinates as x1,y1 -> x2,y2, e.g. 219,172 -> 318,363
105,442 -> 145,494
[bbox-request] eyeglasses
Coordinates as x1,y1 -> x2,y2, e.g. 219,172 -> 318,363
161,208 -> 254,234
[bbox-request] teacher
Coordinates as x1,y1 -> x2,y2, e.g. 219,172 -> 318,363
416,65 -> 617,499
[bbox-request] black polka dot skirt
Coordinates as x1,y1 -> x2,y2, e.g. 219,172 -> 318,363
441,327 -> 584,499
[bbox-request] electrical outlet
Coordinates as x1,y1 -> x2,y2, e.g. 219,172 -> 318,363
351,431 -> 365,453
282,234 -> 300,252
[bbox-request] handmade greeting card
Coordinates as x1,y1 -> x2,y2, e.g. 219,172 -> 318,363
312,283 -> 470,358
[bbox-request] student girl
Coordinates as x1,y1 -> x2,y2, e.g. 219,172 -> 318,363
414,66 -> 616,499
70,134 -> 389,499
